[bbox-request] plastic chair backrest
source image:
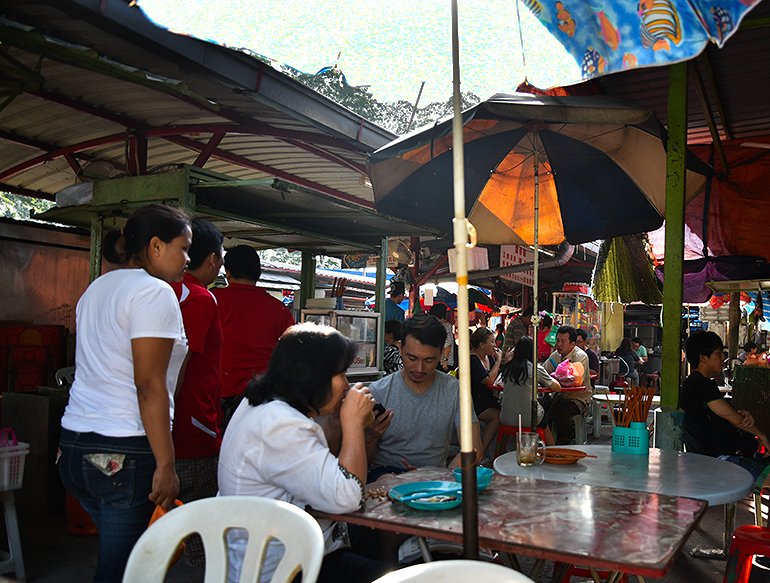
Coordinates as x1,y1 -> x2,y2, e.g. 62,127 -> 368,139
122,496 -> 324,583
371,560 -> 536,582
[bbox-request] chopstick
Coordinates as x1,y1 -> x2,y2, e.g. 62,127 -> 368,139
616,386 -> 656,427
545,452 -> 596,459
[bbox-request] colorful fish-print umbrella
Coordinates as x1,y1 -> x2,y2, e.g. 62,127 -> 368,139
368,92 -> 707,246
520,0 -> 764,82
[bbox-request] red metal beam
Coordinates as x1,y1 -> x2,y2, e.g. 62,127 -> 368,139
165,135 -> 374,209
0,133 -> 126,181
30,88 -> 368,166
193,131 -> 226,168
64,153 -> 82,175
135,132 -> 147,175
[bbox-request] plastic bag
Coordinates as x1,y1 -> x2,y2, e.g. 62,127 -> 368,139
545,324 -> 559,347
553,360 -> 585,387
149,499 -> 185,563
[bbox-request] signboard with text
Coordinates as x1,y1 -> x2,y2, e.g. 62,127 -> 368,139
500,245 -> 534,287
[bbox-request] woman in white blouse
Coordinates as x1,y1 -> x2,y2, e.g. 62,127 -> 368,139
218,323 -> 390,583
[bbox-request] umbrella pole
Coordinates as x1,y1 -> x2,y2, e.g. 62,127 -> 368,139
450,0 -> 478,560
532,147 -> 540,431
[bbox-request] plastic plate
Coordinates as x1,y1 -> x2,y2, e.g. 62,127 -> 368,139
389,481 -> 463,511
544,448 -> 588,465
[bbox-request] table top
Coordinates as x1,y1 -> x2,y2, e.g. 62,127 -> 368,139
315,467 -> 707,578
592,393 -> 661,404
494,445 -> 754,506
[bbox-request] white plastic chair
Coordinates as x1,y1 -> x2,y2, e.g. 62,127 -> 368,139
372,560 -> 536,582
54,365 -> 75,388
122,496 -> 324,583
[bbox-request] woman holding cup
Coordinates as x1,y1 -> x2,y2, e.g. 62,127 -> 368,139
218,322 -> 389,583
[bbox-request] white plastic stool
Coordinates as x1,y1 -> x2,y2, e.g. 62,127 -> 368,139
571,414 -> 588,445
0,490 -> 25,581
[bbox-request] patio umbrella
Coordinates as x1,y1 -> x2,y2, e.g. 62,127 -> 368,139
368,92 -> 708,247
520,0 -> 764,83
434,285 -> 494,311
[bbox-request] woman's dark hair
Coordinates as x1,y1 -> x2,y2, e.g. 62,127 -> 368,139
245,323 -> 357,415
470,327 -> 493,349
495,323 -> 504,334
540,314 -> 553,329
616,337 -> 634,355
102,204 -> 190,265
384,319 -> 402,342
744,341 -> 758,353
187,218 -> 224,270
224,245 -> 261,281
428,303 -> 448,320
501,336 -> 534,384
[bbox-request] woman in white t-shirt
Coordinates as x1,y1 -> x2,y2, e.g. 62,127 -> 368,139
58,204 -> 191,583
218,323 -> 390,583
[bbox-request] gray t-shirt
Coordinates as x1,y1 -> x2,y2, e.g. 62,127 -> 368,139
369,371 -> 477,469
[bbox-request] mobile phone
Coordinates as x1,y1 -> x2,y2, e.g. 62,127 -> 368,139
373,402 -> 386,417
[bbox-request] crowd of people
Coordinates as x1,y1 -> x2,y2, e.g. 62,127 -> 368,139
59,203 -> 770,583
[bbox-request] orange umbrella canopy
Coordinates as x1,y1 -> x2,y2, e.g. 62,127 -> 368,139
368,93 -> 708,246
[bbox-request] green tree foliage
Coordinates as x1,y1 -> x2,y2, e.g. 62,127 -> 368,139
259,248 -> 341,269
0,192 -> 53,219
281,64 -> 480,135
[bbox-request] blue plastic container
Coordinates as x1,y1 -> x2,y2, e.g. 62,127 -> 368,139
611,422 -> 649,455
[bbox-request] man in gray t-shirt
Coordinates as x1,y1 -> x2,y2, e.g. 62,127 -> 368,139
367,314 -> 480,475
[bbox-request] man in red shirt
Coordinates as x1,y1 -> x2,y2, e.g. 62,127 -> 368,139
212,245 -> 294,429
169,218 -> 224,566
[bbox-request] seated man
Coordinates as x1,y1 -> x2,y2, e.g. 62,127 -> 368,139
631,337 -> 649,363
576,328 -> 599,378
543,326 -> 593,445
366,313 -> 482,482
680,331 -> 770,479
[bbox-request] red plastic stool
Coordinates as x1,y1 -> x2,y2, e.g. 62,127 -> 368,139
493,424 -> 546,458
560,566 -> 627,582
724,525 -> 770,583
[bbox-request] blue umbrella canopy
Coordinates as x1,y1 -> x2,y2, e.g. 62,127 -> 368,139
368,93 -> 708,246
521,0 -> 764,83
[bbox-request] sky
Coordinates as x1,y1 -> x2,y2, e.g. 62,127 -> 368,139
137,0 -> 580,105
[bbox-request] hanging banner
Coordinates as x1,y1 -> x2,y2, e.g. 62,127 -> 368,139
500,245 -> 534,287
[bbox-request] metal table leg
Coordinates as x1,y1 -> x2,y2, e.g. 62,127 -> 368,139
690,502 -> 734,560
416,537 -> 432,562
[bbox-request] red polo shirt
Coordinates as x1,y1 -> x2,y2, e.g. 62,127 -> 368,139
170,273 -> 222,458
211,283 -> 295,398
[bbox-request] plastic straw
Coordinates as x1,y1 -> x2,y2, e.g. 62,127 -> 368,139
518,413 -> 522,436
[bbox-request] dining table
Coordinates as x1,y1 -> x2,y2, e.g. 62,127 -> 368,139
313,466 -> 707,581
495,445 -> 755,558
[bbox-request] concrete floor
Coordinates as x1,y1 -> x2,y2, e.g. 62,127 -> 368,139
8,429 -> 770,582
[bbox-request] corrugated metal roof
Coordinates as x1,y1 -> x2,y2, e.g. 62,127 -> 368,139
0,0 -> 394,210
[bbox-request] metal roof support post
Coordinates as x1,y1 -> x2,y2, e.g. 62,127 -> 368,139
728,292 -> 740,360
661,63 -> 688,412
299,251 -> 316,311
89,214 -> 103,283
376,238 -> 388,372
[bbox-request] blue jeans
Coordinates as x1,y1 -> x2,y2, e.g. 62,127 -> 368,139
58,429 -> 156,583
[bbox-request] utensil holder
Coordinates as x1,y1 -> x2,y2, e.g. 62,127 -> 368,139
611,422 -> 649,455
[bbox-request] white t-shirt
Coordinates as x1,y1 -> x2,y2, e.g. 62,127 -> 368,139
219,399 -> 363,583
61,268 -> 187,437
